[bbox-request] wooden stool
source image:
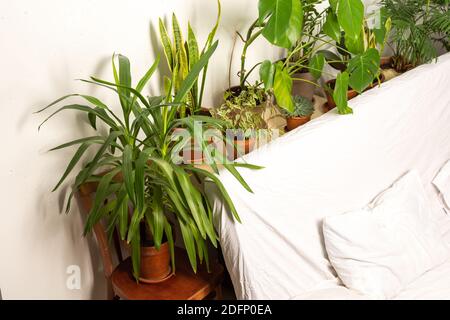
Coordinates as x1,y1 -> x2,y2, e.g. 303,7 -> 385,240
78,182 -> 224,300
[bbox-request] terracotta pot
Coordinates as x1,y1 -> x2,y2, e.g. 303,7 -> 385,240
292,72 -> 316,101
380,56 -> 393,69
227,137 -> 255,160
172,128 -> 215,164
286,116 -> 311,131
139,241 -> 172,283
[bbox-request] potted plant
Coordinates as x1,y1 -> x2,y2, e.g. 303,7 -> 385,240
382,0 -> 449,73
287,0 -> 328,101
37,46 -> 262,282
283,95 -> 315,131
316,4 -> 390,113
158,0 -> 221,116
158,2 -> 221,163
210,85 -> 267,160
228,0 -> 303,114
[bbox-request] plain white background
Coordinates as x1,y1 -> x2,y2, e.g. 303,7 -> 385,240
0,0 -> 283,299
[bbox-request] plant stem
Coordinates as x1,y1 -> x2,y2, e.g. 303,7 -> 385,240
239,19 -> 264,88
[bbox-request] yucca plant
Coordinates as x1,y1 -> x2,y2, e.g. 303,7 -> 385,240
36,41 -> 262,280
158,0 -> 221,117
383,0 -> 450,71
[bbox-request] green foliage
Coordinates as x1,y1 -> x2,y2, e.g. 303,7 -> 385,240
259,0 -> 303,49
159,0 -> 221,114
211,86 -> 266,134
347,48 -> 381,93
37,46 -> 262,280
383,0 -> 450,71
282,95 -> 315,117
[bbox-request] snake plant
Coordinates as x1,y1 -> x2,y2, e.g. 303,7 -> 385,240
37,42 -> 262,280
158,0 -> 221,117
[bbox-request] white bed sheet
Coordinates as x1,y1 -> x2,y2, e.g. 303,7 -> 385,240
207,53 -> 450,300
290,214 -> 450,300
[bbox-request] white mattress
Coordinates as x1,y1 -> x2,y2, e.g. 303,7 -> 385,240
207,52 -> 450,300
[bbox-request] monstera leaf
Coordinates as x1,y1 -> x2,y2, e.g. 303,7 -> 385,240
273,62 -> 294,112
308,53 -> 325,79
336,0 -> 364,41
259,60 -> 276,90
258,0 -> 303,49
347,48 -> 380,93
333,71 -> 353,114
323,10 -> 341,43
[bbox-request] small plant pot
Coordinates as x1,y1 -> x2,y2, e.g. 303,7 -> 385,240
139,241 -> 173,284
380,56 -> 394,69
286,116 -> 311,131
227,137 -> 255,160
292,72 -> 316,101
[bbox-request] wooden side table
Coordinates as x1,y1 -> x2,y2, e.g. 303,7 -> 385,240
111,247 -> 224,300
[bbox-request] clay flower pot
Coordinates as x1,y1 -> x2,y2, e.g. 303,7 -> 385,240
286,116 -> 311,131
227,137 -> 255,160
139,241 -> 173,283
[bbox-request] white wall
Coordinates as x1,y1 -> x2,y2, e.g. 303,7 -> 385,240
0,0 -> 283,299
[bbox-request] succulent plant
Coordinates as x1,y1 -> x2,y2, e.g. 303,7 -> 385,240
282,96 -> 315,118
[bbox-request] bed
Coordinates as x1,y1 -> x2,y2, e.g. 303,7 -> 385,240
206,52 -> 450,300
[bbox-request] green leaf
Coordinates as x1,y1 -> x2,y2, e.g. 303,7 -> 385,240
159,18 -> 174,71
118,54 -> 132,97
119,194 -> 129,240
261,0 -> 302,48
333,71 -> 353,115
347,48 -> 380,93
273,62 -> 293,112
49,136 -> 104,151
308,53 -> 325,79
38,104 -> 118,131
259,60 -> 276,90
134,148 -> 152,213
129,214 -> 141,279
174,168 -> 207,238
89,77 -> 150,109
179,219 -> 197,273
52,142 -> 93,191
132,56 -> 160,107
150,187 -> 165,250
186,165 -> 241,223
84,168 -> 122,234
329,0 -> 338,12
336,0 -> 364,41
174,40 -> 218,103
323,10 -> 341,43
187,23 -> 200,70
127,207 -> 144,244
163,217 -> 175,273
232,163 -> 265,170
122,145 -> 135,205
344,31 -> 364,55
223,164 -> 254,193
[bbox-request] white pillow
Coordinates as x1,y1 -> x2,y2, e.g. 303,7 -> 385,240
433,160 -> 450,214
323,171 -> 449,299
